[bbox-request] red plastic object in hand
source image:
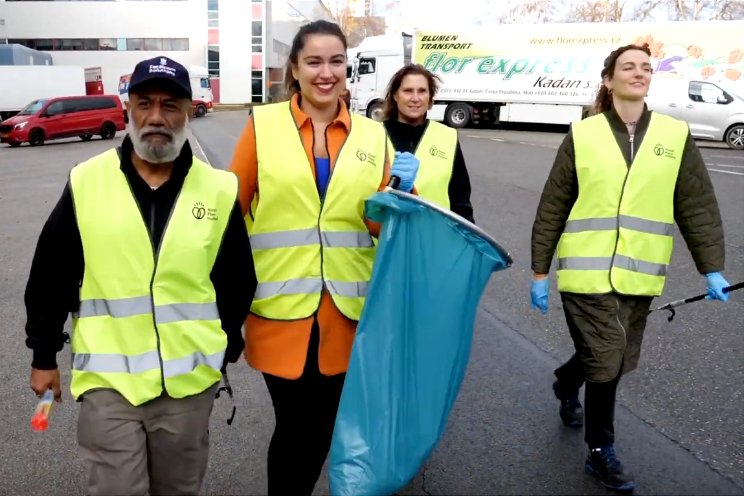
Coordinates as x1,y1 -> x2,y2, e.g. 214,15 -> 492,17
30,390 -> 54,432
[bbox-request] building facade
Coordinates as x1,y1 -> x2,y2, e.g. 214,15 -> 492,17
0,0 -> 329,104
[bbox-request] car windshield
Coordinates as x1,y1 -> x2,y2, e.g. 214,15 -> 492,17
18,100 -> 47,116
724,85 -> 744,101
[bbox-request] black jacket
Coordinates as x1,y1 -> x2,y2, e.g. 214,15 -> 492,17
25,136 -> 256,370
384,119 -> 474,222
531,105 -> 725,276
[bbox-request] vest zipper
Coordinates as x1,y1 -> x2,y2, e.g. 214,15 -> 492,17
609,131 -> 634,293
149,200 -> 166,391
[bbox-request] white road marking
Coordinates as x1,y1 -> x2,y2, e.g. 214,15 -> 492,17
707,163 -> 744,169
707,168 -> 744,176
707,154 -> 744,160
190,135 -> 210,165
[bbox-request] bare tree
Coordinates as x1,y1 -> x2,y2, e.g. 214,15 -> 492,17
320,1 -> 391,47
565,0 -> 629,22
666,0 -> 710,20
498,0 -> 559,23
712,0 -> 744,20
628,0 -> 667,20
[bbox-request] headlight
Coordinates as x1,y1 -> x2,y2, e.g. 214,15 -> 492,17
15,121 -> 28,130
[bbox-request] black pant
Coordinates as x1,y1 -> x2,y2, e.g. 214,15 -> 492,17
555,354 -> 622,448
263,320 -> 346,495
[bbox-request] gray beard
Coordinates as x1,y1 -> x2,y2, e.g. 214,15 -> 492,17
128,115 -> 189,164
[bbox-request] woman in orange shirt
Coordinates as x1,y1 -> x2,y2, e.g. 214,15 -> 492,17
229,20 -> 418,495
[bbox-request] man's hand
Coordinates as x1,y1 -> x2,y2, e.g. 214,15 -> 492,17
30,368 -> 62,402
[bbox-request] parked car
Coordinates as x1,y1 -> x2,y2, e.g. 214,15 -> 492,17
0,94 -> 126,147
646,77 -> 744,150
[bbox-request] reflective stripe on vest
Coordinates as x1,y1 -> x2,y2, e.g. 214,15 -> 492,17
250,102 -> 386,320
413,121 -> 457,209
556,113 -> 686,296
69,149 -> 236,406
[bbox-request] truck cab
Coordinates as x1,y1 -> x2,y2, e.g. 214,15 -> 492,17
349,34 -> 411,121
350,48 -> 405,121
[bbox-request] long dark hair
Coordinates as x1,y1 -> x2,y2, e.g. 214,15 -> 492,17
283,20 -> 347,99
592,43 -> 652,115
382,64 -> 442,121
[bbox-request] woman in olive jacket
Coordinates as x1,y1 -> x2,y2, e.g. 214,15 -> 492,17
529,43 -> 729,493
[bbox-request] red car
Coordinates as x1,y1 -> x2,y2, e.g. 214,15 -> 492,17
0,95 -> 126,147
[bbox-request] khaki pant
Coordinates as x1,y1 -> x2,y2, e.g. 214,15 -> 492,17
77,385 -> 217,496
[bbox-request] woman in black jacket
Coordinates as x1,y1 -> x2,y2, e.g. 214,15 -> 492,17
382,64 -> 474,222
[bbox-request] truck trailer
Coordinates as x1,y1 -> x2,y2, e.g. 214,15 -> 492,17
349,20 -> 744,128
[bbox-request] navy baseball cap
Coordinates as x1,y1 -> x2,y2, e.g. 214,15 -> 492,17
128,56 -> 192,99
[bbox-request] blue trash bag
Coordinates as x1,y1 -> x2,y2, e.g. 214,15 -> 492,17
328,190 -> 513,496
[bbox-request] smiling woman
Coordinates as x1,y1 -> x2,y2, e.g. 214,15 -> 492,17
530,42 -> 729,495
227,19 -> 398,496
381,64 -> 475,222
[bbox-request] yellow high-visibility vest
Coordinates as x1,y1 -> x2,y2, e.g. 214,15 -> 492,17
69,149 -> 236,406
413,120 -> 457,208
249,102 -> 387,320
557,112 -> 687,296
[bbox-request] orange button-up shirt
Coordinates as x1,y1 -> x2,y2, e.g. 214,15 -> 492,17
229,95 -> 391,379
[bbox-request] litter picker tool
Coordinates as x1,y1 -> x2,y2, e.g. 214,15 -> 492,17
215,369 -> 237,425
650,281 -> 743,322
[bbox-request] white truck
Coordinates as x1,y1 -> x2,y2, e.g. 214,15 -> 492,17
349,20 -> 744,128
0,65 -> 86,121
118,65 -> 214,118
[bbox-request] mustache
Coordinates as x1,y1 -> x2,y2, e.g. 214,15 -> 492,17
137,126 -> 174,141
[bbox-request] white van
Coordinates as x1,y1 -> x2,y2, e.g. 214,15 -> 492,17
646,76 -> 744,150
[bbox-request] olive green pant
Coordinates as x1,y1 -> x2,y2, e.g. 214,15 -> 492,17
77,385 -> 217,496
555,292 -> 653,447
560,292 -> 653,382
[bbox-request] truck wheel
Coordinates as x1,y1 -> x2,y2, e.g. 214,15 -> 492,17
445,103 -> 471,128
100,122 -> 116,140
724,124 -> 744,150
366,101 -> 384,122
29,129 -> 45,146
195,104 -> 207,117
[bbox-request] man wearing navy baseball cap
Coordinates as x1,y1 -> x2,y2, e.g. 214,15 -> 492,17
24,53 -> 256,495
129,55 -> 193,100
125,55 -> 194,164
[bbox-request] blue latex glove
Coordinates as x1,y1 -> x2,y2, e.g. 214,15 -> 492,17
705,272 -> 730,302
390,152 -> 419,192
530,278 -> 549,314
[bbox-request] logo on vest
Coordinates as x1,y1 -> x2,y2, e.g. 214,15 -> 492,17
653,143 -> 676,159
356,148 -> 377,166
192,202 -> 218,221
429,145 -> 448,159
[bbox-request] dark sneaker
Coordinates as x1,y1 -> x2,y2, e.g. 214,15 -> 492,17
553,380 -> 583,427
585,445 -> 635,493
